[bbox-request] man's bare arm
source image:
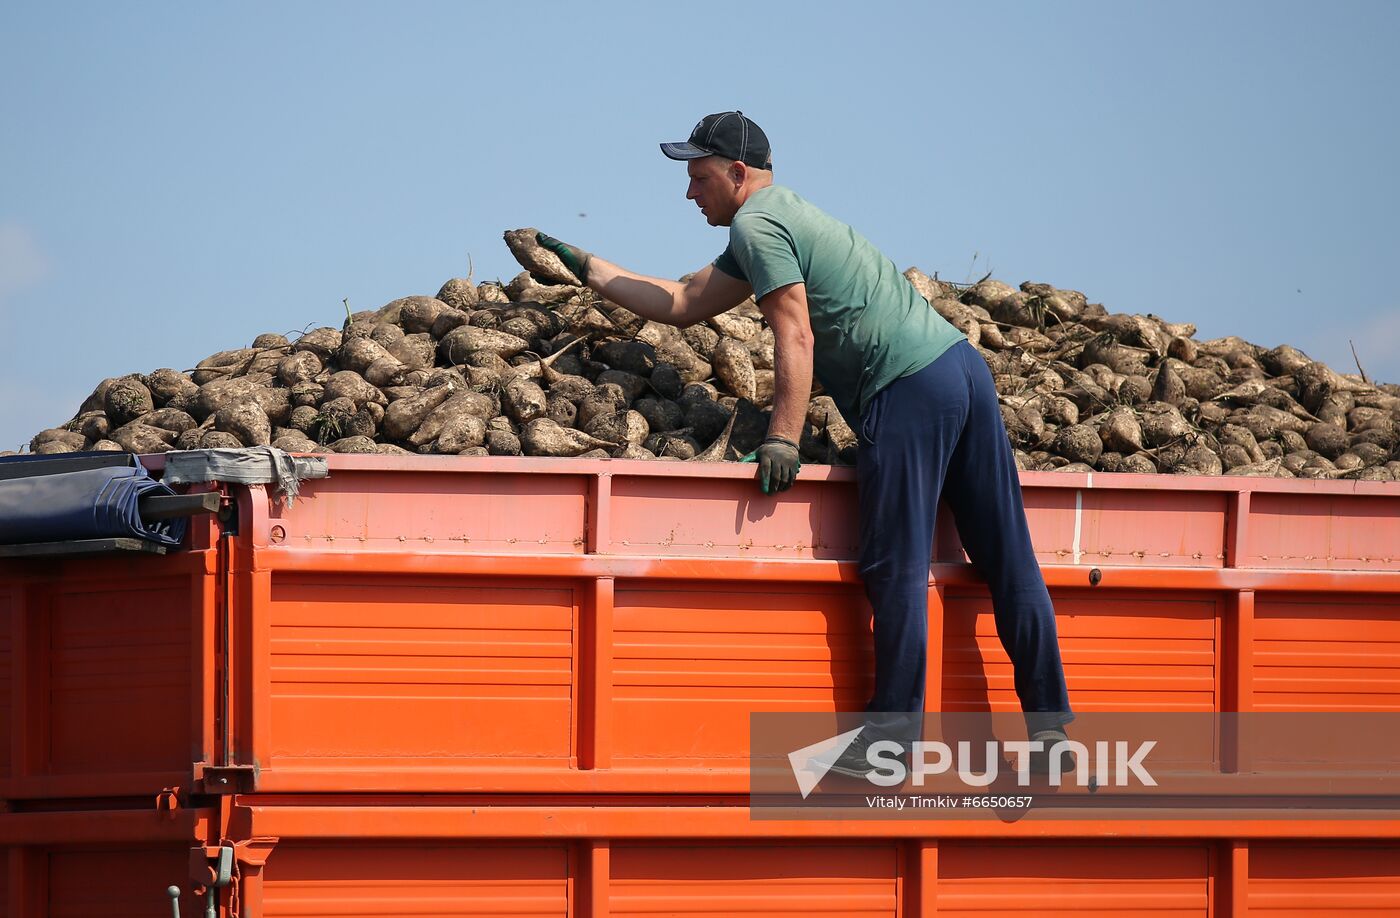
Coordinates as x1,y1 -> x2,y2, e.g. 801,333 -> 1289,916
757,282 -> 815,443
534,231 -> 751,327
587,258 -> 752,328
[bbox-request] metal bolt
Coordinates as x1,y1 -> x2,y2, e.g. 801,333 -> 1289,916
270,525 -> 287,543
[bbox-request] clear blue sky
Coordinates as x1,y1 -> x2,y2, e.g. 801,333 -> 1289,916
2,1 -> 1397,450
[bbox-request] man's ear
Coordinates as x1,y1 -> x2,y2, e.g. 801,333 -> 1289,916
730,160 -> 747,186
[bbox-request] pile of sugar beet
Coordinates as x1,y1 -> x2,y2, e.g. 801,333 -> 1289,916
17,228 -> 1400,480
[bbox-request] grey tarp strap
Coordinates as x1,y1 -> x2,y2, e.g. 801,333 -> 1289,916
162,447 -> 328,506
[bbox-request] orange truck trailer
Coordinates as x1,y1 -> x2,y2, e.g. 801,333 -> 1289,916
0,454 -> 1397,916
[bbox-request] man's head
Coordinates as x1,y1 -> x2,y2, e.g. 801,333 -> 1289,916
662,111 -> 773,226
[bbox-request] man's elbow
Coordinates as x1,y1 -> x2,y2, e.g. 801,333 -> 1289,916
780,326 -> 816,355
668,291 -> 698,329
674,291 -> 721,329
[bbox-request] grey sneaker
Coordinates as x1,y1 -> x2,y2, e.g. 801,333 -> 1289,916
825,731 -> 909,779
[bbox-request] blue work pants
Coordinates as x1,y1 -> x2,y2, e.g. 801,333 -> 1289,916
856,339 -> 1072,738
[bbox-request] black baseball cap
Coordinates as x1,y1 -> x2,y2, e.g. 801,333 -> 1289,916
660,111 -> 772,170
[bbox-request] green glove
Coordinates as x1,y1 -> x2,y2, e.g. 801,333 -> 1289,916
535,232 -> 592,285
740,436 -> 802,494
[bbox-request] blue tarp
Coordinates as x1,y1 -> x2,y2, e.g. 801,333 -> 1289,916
0,463 -> 187,546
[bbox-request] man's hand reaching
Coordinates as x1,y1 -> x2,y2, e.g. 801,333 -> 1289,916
742,436 -> 802,494
535,232 -> 592,286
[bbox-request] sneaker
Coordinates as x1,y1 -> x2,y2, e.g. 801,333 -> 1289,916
825,731 -> 909,779
1028,729 -> 1076,777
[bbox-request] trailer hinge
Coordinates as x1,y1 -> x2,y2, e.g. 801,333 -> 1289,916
156,787 -> 181,818
188,837 -> 279,887
195,763 -> 257,794
189,844 -> 235,891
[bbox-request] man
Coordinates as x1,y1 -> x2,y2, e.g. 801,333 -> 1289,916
538,111 -> 1073,775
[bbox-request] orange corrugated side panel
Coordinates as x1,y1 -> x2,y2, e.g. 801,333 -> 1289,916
1248,844 -> 1400,915
0,534 -> 218,801
210,456 -> 1400,795
3,455 -> 1399,917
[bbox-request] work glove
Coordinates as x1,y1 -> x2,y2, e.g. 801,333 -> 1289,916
535,232 -> 592,285
741,436 -> 801,494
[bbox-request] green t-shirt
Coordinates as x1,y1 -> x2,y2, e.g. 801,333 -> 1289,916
713,185 -> 964,425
